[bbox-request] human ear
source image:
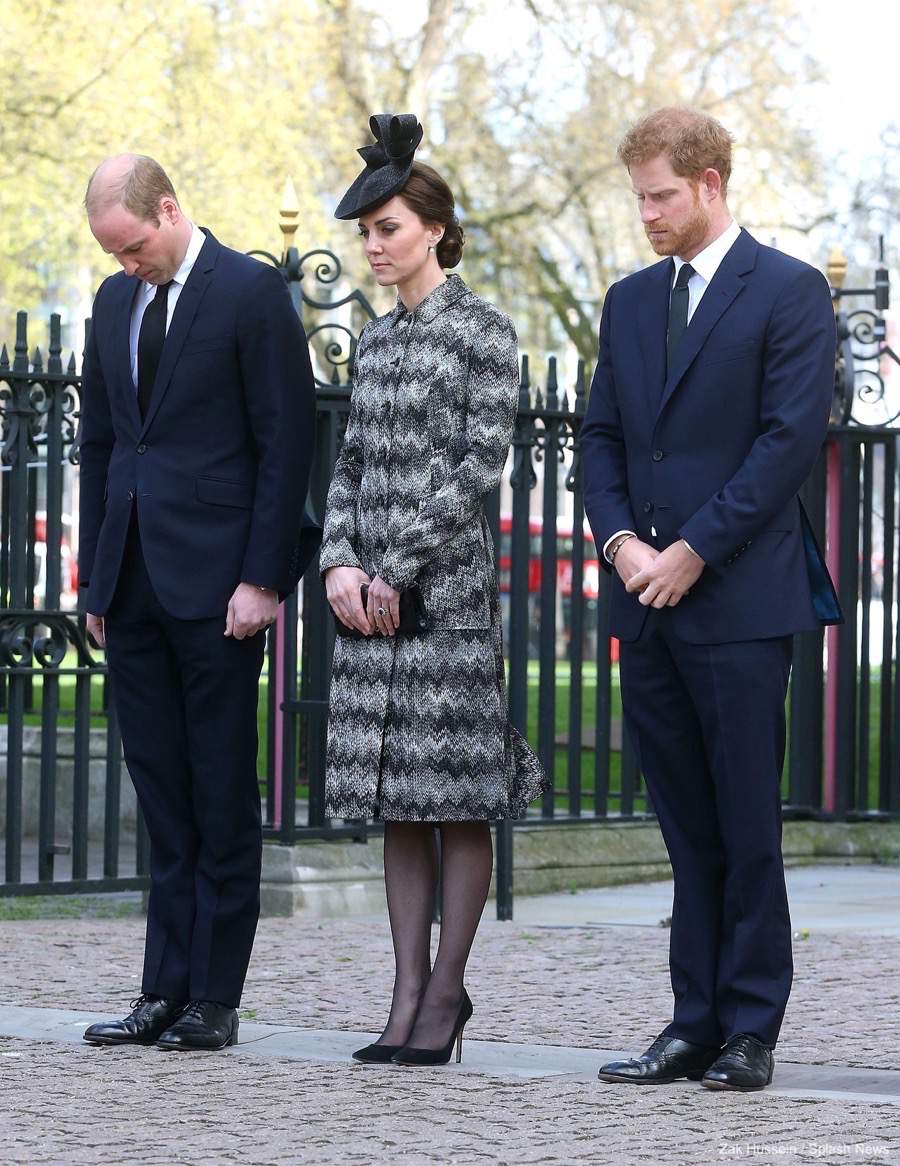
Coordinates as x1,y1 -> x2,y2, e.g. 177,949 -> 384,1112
702,168 -> 722,201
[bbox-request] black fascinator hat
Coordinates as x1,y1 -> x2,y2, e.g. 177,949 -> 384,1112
334,113 -> 424,220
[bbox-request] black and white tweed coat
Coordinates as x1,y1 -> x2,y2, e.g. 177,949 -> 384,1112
320,274 -> 547,821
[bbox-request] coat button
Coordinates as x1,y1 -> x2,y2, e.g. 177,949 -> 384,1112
643,501 -> 653,514
136,443 -> 147,454
127,490 -> 134,501
652,449 -> 664,461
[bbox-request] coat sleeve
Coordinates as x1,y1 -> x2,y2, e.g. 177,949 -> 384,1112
318,329 -> 368,577
579,281 -> 638,573
237,263 -> 316,593
678,266 -> 836,567
77,280 -> 114,606
379,308 -> 518,592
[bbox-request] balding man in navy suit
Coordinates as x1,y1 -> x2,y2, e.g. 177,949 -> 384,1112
581,109 -> 840,1091
78,155 -> 318,1052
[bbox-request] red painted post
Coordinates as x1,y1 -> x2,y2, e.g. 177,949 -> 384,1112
272,606 -> 286,830
823,437 -> 841,813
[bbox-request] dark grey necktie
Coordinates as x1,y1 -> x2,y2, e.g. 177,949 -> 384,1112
137,281 -> 172,420
666,262 -> 695,374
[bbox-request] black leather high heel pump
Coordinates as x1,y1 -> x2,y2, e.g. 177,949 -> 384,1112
352,1041 -> 404,1064
391,990 -> 473,1066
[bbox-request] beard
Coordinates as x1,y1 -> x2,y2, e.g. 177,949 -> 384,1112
645,196 -> 710,257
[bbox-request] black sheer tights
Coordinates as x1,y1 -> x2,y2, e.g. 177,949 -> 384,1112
375,820 -> 493,1050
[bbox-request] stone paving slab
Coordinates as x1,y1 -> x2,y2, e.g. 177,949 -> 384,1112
514,865 -> 900,933
1,1034 -> 897,1166
3,913 -> 898,1068
3,1004 -> 900,1110
2,866 -> 900,1165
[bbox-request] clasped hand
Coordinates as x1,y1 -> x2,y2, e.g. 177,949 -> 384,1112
617,538 -> 704,609
325,566 -> 401,636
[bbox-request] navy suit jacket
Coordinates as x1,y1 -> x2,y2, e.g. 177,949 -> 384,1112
580,228 -> 840,644
78,230 -> 319,619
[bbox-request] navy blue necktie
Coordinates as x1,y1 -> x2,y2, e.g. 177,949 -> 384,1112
666,262 -> 695,374
137,281 -> 172,420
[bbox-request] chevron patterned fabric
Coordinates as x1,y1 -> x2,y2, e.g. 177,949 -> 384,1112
320,275 -> 547,821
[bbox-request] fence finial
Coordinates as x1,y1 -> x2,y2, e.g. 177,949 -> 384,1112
280,177 -> 300,255
827,245 -> 848,292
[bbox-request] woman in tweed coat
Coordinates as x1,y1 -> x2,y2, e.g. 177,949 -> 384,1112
321,115 -> 546,1066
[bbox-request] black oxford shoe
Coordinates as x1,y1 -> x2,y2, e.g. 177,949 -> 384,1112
155,1000 -> 239,1051
599,1034 -> 721,1084
83,995 -> 186,1046
702,1033 -> 774,1091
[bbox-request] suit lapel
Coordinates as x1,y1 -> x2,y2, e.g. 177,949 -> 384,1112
139,231 -> 219,435
637,259 -> 671,422
115,275 -> 143,431
655,228 -> 758,421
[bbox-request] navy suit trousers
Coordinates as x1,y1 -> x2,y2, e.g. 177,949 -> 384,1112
619,611 -> 793,1048
104,516 -> 265,1007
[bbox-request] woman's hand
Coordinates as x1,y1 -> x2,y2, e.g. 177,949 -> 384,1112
366,575 -> 401,636
325,566 -> 374,635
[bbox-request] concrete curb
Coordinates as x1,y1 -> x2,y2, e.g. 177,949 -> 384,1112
2,1004 -> 899,1107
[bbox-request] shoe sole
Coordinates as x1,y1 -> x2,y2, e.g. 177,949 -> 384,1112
701,1075 -> 773,1092
82,1035 -> 159,1046
701,1081 -> 770,1091
597,1072 -> 707,1084
155,1028 -> 239,1052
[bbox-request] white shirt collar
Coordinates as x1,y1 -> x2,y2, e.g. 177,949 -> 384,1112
171,222 -> 205,286
673,218 -> 741,284
142,221 -> 205,297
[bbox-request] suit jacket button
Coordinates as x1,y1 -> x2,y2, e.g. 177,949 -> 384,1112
643,501 -> 653,514
127,490 -> 134,501
652,449 -> 664,462
136,443 -> 147,454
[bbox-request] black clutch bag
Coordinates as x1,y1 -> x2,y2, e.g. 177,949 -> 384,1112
333,583 -> 429,639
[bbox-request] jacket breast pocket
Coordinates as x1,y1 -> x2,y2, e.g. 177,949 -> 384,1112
180,337 -> 233,356
195,476 -> 254,509
699,340 -> 762,367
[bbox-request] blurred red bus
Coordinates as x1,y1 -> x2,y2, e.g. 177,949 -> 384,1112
33,511 -> 79,609
497,513 -> 600,598
496,512 -> 619,661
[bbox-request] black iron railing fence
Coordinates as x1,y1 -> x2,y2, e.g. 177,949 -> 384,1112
2,242 -> 898,916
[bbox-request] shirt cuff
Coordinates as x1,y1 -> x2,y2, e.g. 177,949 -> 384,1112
681,537 -> 702,560
603,529 -> 637,564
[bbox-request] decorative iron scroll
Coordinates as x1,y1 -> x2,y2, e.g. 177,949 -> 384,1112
247,245 -> 378,389
830,238 -> 898,429
0,610 -> 102,670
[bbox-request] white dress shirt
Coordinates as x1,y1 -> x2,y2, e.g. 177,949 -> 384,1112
602,218 -> 742,562
672,217 -> 741,325
129,222 -> 206,387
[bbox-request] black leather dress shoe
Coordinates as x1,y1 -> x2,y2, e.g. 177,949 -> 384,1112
702,1034 -> 774,1091
83,995 -> 186,1046
599,1034 -> 721,1084
155,1000 -> 239,1051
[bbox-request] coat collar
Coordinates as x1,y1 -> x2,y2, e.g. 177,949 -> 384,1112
390,272 -> 470,326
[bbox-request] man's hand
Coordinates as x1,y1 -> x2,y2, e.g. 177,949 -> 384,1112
625,539 -> 705,608
612,537 -> 659,586
225,582 -> 279,639
86,613 -> 106,649
366,574 -> 401,636
324,566 -> 373,635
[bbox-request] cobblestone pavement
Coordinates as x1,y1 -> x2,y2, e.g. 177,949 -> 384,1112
2,908 -> 900,1164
